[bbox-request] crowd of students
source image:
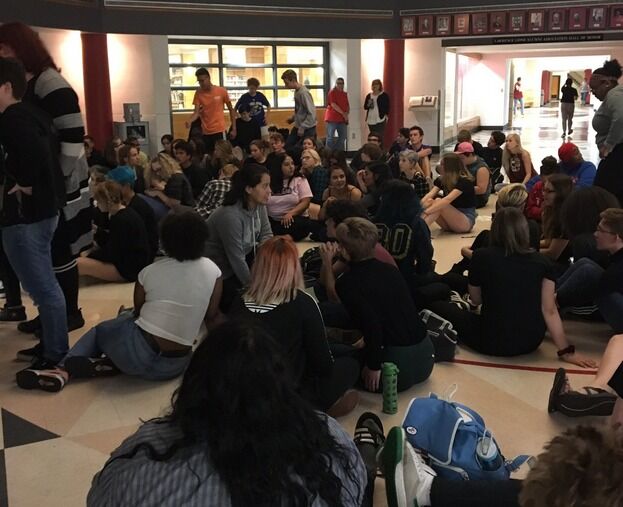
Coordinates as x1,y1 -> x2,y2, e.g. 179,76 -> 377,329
1,21 -> 622,506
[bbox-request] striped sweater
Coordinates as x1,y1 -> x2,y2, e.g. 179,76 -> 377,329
24,68 -> 93,255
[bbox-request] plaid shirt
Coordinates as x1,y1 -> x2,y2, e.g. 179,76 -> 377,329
400,172 -> 430,199
307,166 -> 329,205
195,179 -> 232,219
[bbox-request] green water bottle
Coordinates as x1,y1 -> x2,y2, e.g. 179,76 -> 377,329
382,362 -> 400,414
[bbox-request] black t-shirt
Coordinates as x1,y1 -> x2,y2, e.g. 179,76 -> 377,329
482,146 -> 503,170
336,258 -> 427,369
561,85 -> 578,104
128,194 -> 158,259
469,247 -> 557,355
229,290 -> 333,388
233,118 -> 262,152
434,176 -> 476,209
182,163 -> 210,200
599,248 -> 623,297
164,173 -> 196,207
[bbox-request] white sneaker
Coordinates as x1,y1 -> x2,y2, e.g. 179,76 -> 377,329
382,426 -> 436,507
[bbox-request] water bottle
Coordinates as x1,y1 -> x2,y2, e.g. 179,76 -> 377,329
476,430 -> 503,471
382,362 -> 399,414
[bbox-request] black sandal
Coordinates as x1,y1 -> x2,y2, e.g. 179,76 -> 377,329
556,386 -> 616,417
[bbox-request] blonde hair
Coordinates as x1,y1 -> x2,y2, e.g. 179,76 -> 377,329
497,183 -> 528,209
302,148 -> 321,166
244,236 -> 304,305
440,153 -> 473,190
335,217 -> 378,262
149,152 -> 181,183
505,133 -> 523,153
220,163 -> 239,179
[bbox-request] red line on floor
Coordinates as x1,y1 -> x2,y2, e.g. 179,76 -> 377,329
453,358 -> 597,375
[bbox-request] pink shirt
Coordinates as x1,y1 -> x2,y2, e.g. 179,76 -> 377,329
267,176 -> 313,219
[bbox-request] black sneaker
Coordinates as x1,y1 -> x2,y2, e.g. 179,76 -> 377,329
354,412 -> 386,478
568,129 -> 573,135
16,343 -> 43,362
64,356 -> 119,378
17,315 -> 41,334
16,363 -> 67,392
0,305 -> 27,322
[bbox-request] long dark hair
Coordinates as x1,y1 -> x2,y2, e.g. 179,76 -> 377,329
0,23 -> 58,75
223,163 -> 268,208
366,161 -> 393,191
542,174 -> 574,239
267,152 -> 300,195
100,321 -> 359,507
375,180 -> 423,226
561,186 -> 620,239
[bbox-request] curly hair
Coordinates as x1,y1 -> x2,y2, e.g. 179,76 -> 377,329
519,424 -> 623,507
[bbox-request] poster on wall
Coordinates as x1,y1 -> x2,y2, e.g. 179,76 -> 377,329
472,13 -> 488,34
453,13 -> 470,35
490,12 -> 507,33
548,9 -> 566,31
509,11 -> 525,33
569,7 -> 587,30
436,15 -> 451,36
401,16 -> 416,37
611,5 -> 623,28
528,10 -> 545,32
418,15 -> 434,36
589,6 -> 607,29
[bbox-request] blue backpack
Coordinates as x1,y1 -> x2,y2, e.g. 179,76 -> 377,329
402,391 -> 534,481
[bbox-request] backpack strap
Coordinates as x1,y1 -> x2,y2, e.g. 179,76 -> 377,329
505,455 -> 536,473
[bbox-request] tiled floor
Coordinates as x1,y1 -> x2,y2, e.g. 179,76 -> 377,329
0,104 -> 612,507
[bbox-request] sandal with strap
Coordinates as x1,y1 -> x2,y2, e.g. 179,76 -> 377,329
555,385 -> 616,417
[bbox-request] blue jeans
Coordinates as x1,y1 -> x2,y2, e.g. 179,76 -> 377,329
326,122 -> 347,151
556,258 -> 604,308
513,98 -> 524,115
3,215 -> 68,362
286,126 -> 317,149
597,293 -> 623,333
62,312 -> 190,380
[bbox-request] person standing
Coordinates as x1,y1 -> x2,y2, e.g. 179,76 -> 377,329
0,57 -> 68,370
281,69 -> 317,148
234,77 -> 271,138
560,78 -> 578,138
186,67 -> 236,155
0,22 -> 92,338
364,79 -> 390,141
324,77 -> 349,151
580,79 -> 589,105
591,59 -> 623,205
513,77 -> 524,116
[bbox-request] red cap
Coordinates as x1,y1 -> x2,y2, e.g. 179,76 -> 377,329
558,143 -> 578,163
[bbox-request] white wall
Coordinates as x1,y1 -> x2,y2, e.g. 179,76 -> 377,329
404,38 -> 444,146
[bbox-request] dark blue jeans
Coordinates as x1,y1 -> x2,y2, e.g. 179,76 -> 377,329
3,215 -> 68,362
326,122 -> 347,151
556,258 -> 604,308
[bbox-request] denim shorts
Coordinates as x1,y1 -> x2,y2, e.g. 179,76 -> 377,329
457,207 -> 477,228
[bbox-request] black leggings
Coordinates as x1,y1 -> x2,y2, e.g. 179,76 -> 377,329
299,354 -> 360,411
431,477 -> 521,506
270,216 -> 312,242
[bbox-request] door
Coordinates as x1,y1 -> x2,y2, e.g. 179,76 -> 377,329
550,75 -> 561,100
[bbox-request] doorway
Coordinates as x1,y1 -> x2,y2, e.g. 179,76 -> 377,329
550,75 -> 561,100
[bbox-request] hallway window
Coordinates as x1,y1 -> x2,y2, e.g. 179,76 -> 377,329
169,41 -> 328,111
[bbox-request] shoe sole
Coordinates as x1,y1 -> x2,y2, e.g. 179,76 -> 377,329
548,368 -> 566,413
64,356 -> 118,378
383,427 -> 411,507
16,369 -> 63,392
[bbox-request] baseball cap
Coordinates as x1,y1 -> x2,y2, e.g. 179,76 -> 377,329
455,142 -> 475,154
107,165 -> 136,186
558,142 -> 578,164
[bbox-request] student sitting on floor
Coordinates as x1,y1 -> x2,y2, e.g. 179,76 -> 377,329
322,217 -> 435,393
455,142 -> 491,208
421,153 -> 476,233
540,174 -> 574,271
356,160 -> 393,216
525,156 -> 559,222
17,212 -> 223,392
230,236 -> 360,417
86,320 -> 368,506
426,208 -> 596,367
398,149 -> 430,199
77,181 -> 151,283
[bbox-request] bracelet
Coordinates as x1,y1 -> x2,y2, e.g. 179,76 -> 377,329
557,344 -> 575,357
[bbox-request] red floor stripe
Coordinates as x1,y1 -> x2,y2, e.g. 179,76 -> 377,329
453,358 -> 597,375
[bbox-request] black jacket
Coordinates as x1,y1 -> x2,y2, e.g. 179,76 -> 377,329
364,92 -> 390,122
0,102 -> 65,225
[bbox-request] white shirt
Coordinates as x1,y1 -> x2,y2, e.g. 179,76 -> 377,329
367,94 -> 382,125
135,257 -> 221,346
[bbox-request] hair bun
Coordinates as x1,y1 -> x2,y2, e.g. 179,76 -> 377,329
603,59 -> 623,79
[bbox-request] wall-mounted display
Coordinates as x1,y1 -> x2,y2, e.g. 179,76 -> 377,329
418,15 -> 434,36
611,5 -> 623,28
436,15 -> 451,36
569,7 -> 587,30
454,14 -> 470,35
528,10 -> 545,32
548,8 -> 566,31
401,16 -> 416,37
509,11 -> 526,33
490,12 -> 507,34
589,6 -> 607,29
472,13 -> 488,34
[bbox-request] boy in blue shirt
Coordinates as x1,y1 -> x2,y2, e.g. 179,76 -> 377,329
234,77 -> 271,138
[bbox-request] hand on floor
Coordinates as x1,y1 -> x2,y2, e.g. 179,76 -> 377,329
562,352 -> 598,369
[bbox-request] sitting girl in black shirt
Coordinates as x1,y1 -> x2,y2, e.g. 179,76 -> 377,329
145,153 -> 195,210
421,153 -> 476,233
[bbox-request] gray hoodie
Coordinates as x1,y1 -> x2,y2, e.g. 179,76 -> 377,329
205,200 -> 273,284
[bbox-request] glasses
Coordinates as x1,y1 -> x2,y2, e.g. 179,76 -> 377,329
596,226 -> 617,235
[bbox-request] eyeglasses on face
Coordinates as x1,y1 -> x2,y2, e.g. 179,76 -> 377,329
596,226 -> 617,235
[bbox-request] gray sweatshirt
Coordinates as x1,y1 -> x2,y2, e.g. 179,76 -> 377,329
593,84 -> 623,149
205,201 -> 272,284
294,86 -> 317,129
